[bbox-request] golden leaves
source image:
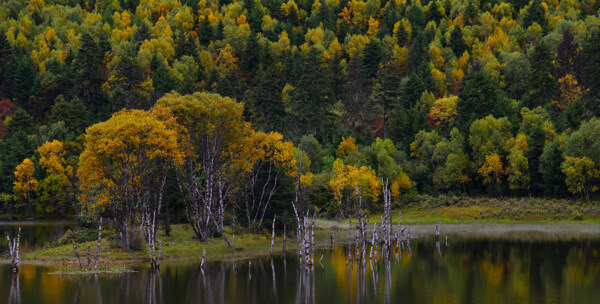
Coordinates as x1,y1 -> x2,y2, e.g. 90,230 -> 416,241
336,136 -> 358,158
329,159 -> 381,203
14,158 -> 38,199
78,107 -> 183,209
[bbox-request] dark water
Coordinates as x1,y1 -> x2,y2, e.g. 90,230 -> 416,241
1,236 -> 600,304
0,221 -> 74,252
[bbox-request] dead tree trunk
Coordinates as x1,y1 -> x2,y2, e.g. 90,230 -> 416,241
94,217 -> 102,270
270,215 -> 276,257
86,246 -> 91,269
6,227 -> 21,273
72,239 -> 83,269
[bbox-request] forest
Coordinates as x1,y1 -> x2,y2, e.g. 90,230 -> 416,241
0,0 -> 600,230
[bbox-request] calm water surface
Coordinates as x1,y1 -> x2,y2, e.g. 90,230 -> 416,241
0,221 -> 73,252
1,224 -> 600,303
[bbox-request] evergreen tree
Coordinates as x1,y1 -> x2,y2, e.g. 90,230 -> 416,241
406,31 -> 428,75
175,31 -> 198,58
582,30 -> 600,100
396,22 -> 408,46
6,53 -> 40,109
342,55 -> 372,137
526,127 -> 545,194
133,22 -> 152,45
464,0 -> 480,25
152,57 -> 177,97
523,0 -> 547,30
198,16 -> 213,45
248,65 -> 285,132
449,26 -> 469,56
372,60 -> 402,139
540,139 -> 566,196
49,95 -> 90,135
0,31 -> 12,98
289,48 -> 336,142
0,108 -> 34,192
457,69 -> 502,131
362,38 -> 383,79
242,32 -> 261,76
528,42 -> 555,108
406,3 -> 426,28
556,29 -> 581,79
74,32 -> 106,113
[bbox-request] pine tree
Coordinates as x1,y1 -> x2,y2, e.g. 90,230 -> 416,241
457,69 -> 502,131
0,30 -> 12,98
152,58 -> 177,97
0,108 -> 34,192
523,0 -> 547,31
582,30 -> 600,100
396,22 -> 408,46
406,31 -> 428,75
464,0 -> 479,25
342,55 -> 372,137
556,29 -> 582,79
74,32 -> 106,112
248,65 -> 285,132
362,38 -> 384,80
372,60 -> 402,139
528,42 -> 556,108
198,16 -> 213,45
175,31 -> 198,58
449,26 -> 469,57
289,48 -> 336,142
49,95 -> 90,135
242,32 -> 261,76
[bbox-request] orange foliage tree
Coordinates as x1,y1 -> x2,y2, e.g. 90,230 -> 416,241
78,107 -> 183,259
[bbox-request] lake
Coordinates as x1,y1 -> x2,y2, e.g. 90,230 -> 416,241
1,223 -> 600,303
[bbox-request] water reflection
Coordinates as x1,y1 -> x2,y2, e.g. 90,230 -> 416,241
0,221 -> 73,251
1,237 -> 600,303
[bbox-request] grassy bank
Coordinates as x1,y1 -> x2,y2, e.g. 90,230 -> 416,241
316,195 -> 600,227
9,195 -> 600,272
400,195 -> 600,223
22,224 -> 310,266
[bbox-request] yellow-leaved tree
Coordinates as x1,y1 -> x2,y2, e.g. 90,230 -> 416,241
235,130 -> 298,231
36,140 -> 75,215
78,107 -> 183,266
13,158 -> 38,216
336,136 -> 358,158
329,158 -> 381,218
156,92 -> 251,246
478,154 -> 506,197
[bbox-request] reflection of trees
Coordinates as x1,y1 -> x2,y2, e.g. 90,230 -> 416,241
142,270 -> 162,304
2,239 -> 600,303
8,274 -> 20,304
295,268 -> 315,304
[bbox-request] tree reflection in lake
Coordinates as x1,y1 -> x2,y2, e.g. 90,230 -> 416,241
2,236 -> 600,303
8,274 -> 19,304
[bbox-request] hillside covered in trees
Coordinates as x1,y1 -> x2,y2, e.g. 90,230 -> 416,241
1,0 -> 600,223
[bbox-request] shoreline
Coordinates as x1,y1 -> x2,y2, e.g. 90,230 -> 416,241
3,221 -> 600,269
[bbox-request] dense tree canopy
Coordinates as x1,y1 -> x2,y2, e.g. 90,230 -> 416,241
1,0 -> 600,222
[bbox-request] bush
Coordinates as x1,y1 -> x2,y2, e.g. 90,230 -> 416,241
58,228 -> 99,245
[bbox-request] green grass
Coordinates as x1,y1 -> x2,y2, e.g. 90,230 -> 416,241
22,224 -> 307,266
319,195 -> 600,225
17,195 -> 600,269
